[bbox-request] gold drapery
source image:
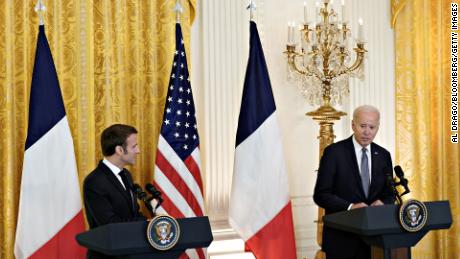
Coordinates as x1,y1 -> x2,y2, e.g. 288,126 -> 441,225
0,1 -> 195,258
393,0 -> 460,258
390,0 -> 408,28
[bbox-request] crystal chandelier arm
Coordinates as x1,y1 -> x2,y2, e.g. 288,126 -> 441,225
347,44 -> 367,72
285,49 -> 322,79
333,43 -> 367,78
294,55 -> 322,78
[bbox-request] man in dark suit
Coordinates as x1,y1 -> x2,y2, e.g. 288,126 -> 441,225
83,124 -> 146,258
314,105 -> 395,259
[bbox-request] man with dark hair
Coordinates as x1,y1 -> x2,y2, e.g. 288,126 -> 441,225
314,105 -> 395,259
100,124 -> 138,157
83,124 -> 146,258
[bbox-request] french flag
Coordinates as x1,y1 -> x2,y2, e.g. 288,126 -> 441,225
14,25 -> 86,259
229,21 -> 297,259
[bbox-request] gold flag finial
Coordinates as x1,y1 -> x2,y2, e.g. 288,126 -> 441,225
174,0 -> 183,23
246,0 -> 257,21
34,0 -> 46,25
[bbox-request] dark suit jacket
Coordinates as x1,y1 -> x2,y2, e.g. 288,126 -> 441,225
83,161 -> 146,259
313,136 -> 395,257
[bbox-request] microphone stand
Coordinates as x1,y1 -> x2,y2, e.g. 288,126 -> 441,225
145,184 -> 164,209
394,178 -> 410,197
132,184 -> 154,217
386,173 -> 402,205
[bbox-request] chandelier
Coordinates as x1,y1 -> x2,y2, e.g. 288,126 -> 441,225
284,0 -> 367,107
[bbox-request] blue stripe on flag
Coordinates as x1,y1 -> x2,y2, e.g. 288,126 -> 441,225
235,21 -> 276,147
25,26 -> 66,150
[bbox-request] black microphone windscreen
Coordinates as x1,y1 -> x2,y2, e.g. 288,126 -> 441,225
132,183 -> 142,192
145,183 -> 152,193
145,183 -> 155,192
394,165 -> 404,178
132,183 -> 146,199
145,183 -> 161,197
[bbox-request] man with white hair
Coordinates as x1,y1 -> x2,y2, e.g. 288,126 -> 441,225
314,105 -> 395,259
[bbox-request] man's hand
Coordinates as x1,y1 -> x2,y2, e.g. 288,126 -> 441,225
351,202 -> 368,209
370,199 -> 384,206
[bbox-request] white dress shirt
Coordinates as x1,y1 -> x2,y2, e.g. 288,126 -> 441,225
102,158 -> 126,189
347,136 -> 372,210
352,136 -> 372,183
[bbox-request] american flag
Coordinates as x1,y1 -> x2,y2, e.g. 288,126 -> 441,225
153,23 -> 205,259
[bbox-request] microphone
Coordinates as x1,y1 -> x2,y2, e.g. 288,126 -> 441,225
394,165 -> 410,196
145,183 -> 163,208
132,183 -> 154,216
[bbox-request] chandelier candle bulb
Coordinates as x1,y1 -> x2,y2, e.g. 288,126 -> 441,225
287,22 -> 294,44
341,0 -> 346,22
304,2 -> 308,24
287,23 -> 290,43
311,24 -> 317,43
338,29 -> 343,44
316,1 -> 320,22
357,18 -> 364,42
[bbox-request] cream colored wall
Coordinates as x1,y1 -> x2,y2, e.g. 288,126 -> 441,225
191,0 -> 395,258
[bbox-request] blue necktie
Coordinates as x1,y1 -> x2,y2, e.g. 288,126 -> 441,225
361,148 -> 370,197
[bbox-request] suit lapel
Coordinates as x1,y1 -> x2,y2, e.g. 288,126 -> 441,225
345,137 -> 367,199
368,143 -> 381,199
98,162 -> 133,211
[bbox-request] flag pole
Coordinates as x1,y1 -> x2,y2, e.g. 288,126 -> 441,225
174,0 -> 183,23
247,0 -> 256,21
34,0 -> 46,25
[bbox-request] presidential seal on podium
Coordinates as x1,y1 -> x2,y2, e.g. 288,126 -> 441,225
147,215 -> 181,250
399,199 -> 428,232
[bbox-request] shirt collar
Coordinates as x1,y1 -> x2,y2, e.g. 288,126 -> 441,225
102,158 -> 123,175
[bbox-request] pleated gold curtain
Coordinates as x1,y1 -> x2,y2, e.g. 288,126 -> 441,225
392,0 -> 460,258
0,0 -> 195,258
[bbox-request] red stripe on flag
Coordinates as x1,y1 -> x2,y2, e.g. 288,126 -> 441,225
155,151 -> 203,216
30,211 -> 86,259
196,247 -> 205,259
184,154 -> 204,194
245,202 -> 297,259
153,182 -> 185,218
179,248 -> 205,259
